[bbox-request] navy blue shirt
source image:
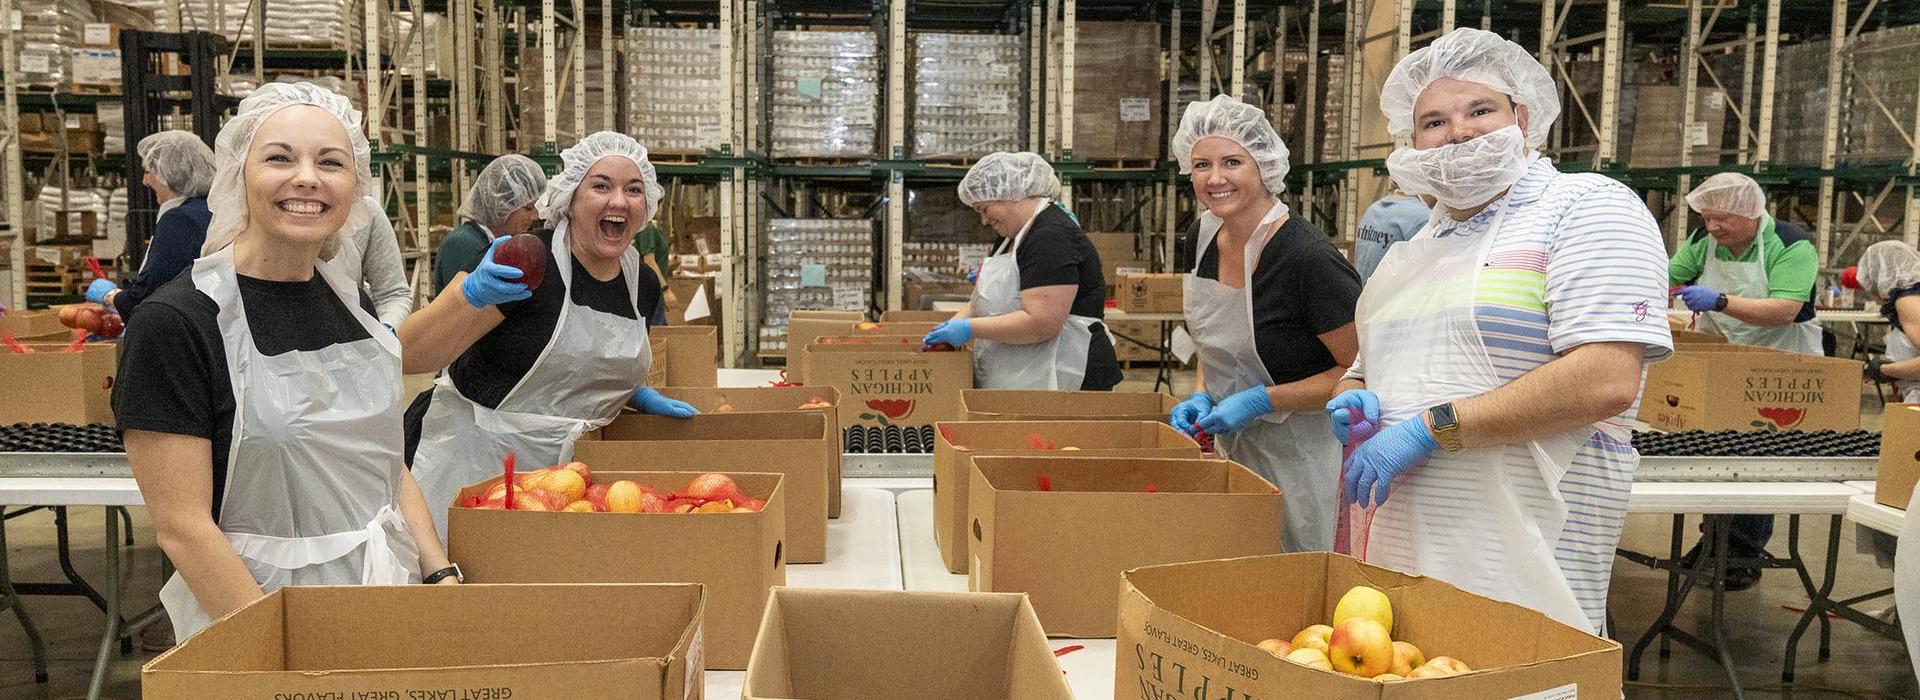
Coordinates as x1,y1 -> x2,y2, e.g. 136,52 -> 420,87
111,196 -> 212,320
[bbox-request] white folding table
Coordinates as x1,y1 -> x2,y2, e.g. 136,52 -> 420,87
1101,309 -> 1185,392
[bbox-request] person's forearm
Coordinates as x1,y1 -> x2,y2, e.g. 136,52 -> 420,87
968,310 -> 1063,345
398,274 -> 501,374
1333,376 -> 1366,399
1884,357 -> 1920,380
397,471 -> 452,575
157,519 -> 266,620
949,303 -> 973,321
1265,366 -> 1345,412
1719,295 -> 1802,327
1452,342 -> 1645,449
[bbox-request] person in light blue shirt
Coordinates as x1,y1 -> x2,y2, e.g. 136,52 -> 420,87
1352,192 -> 1429,282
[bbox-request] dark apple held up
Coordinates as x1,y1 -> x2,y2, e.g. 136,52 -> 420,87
493,233 -> 549,290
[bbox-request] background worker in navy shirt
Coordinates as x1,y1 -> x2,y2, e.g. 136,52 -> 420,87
88,131 -> 216,318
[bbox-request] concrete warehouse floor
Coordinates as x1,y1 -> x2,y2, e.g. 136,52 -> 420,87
0,369 -> 1910,700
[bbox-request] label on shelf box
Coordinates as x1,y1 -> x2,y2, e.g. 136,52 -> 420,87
679,254 -> 701,269
990,64 -> 1012,80
841,104 -> 875,127
832,286 -> 866,309
1115,266 -> 1148,276
1703,91 -> 1723,112
797,76 -> 823,99
1688,122 -> 1710,147
800,263 -> 827,287
702,253 -> 725,268
64,115 -> 83,130
84,23 -> 111,45
11,10 -> 21,31
1119,97 -> 1151,123
695,123 -> 725,146
977,94 -> 1009,116
20,53 -> 50,74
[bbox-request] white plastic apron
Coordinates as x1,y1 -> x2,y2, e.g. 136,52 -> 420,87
970,199 -> 1098,390
1697,217 -> 1822,355
412,220 -> 651,538
159,246 -> 420,640
138,196 -> 189,274
1884,322 -> 1919,403
1183,200 -> 1340,553
1352,199 -> 1595,632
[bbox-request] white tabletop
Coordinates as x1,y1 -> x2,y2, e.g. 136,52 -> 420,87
897,489 -> 968,593
1848,494 -> 1906,537
716,368 -> 788,388
1627,481 -> 1865,515
1816,309 -> 1889,324
788,488 -> 902,590
1104,310 -> 1185,323
0,477 -> 143,507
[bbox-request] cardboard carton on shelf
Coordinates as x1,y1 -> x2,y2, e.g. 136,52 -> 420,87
658,386 -> 846,518
803,336 -> 975,434
932,420 -> 1200,574
1875,404 -> 1920,510
742,587 -> 1073,700
446,471 -> 783,670
961,388 -> 1178,423
574,412 -> 832,563
1116,272 -> 1184,313
0,343 -> 117,424
969,455 -> 1285,636
1637,343 -> 1862,432
1118,553 -> 1622,699
143,583 -> 705,699
649,324 -> 718,387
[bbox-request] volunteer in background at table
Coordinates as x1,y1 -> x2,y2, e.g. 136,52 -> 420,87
114,83 -> 455,641
404,131 -> 690,538
922,151 -> 1122,391
431,154 -> 547,296
1165,94 -> 1358,553
1352,189 -> 1429,283
1668,171 -> 1822,591
87,131 -> 215,319
1850,240 -> 1920,403
330,197 -> 412,328
1327,28 -> 1672,634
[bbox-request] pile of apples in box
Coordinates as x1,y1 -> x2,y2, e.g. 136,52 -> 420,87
1257,585 -> 1473,682
457,459 -> 767,514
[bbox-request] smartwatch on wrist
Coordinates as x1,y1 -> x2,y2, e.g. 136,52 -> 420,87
1427,403 -> 1465,453
1713,293 -> 1729,312
423,563 -> 463,584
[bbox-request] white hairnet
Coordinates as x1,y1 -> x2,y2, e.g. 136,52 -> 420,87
1171,94 -> 1292,194
1380,28 -> 1562,148
1685,172 -> 1767,219
1858,241 -> 1920,300
956,152 -> 1060,207
202,81 -> 374,261
536,131 -> 664,228
461,154 -> 548,229
137,131 -> 215,198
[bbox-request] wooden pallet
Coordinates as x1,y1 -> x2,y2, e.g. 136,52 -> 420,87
1088,158 -> 1159,171
775,156 -> 872,167
63,84 -> 122,96
649,151 -> 705,165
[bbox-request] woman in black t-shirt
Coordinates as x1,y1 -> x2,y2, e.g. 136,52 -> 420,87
402,132 -> 694,538
922,152 -> 1122,390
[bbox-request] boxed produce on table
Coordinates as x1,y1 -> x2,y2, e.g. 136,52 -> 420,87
742,588 -> 1073,700
771,30 -> 879,159
961,389 -> 1178,423
447,469 -> 783,670
932,420 -> 1201,573
1070,21 -> 1163,161
1875,404 -> 1920,509
625,26 -> 728,155
969,455 -> 1284,636
142,583 -> 706,699
910,32 -> 1023,160
1118,553 -> 1622,698
1088,231 -> 1151,296
658,387 -> 845,518
1117,272 -> 1185,313
575,412 -> 833,563
0,342 -> 117,425
1637,344 -> 1862,432
781,309 -> 866,376
0,309 -> 72,342
650,324 -> 719,387
803,336 -> 974,435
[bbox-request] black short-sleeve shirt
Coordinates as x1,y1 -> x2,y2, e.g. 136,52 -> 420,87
1189,216 -> 1361,385
996,205 -> 1122,390
112,268 -> 377,520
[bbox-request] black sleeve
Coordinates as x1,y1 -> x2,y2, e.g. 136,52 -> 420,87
117,210 -> 204,319
635,262 -> 666,326
1288,242 -> 1364,335
112,302 -> 219,439
1014,223 -> 1085,289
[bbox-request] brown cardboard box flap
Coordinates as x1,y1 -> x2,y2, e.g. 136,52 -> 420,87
1876,404 -> 1920,509
0,343 -> 117,425
1638,344 -> 1862,432
961,389 -> 1178,422
1118,553 -> 1621,699
144,583 -> 705,699
651,325 -> 719,387
657,387 -> 845,517
743,587 -> 1072,700
782,310 -> 868,378
879,309 -> 955,323
803,339 -> 974,430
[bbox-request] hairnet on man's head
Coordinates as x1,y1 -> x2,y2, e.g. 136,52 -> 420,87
535,131 -> 664,227
1685,172 -> 1767,219
957,152 -> 1060,207
202,81 -> 374,260
462,154 -> 548,229
1171,94 -> 1292,194
1380,28 -> 1561,148
1858,240 -> 1920,300
137,131 -> 215,198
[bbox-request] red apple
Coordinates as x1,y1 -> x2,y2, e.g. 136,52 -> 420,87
96,313 -> 123,338
684,473 -> 748,505
584,483 -> 611,511
562,461 -> 593,486
492,233 -> 548,290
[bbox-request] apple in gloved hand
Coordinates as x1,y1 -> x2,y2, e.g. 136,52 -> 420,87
491,233 -> 549,290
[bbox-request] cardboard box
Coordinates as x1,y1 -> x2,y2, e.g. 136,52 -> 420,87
1672,329 -> 1727,344
742,588 -> 1073,700
574,413 -> 832,563
1117,272 -> 1184,313
143,583 -> 706,699
969,456 -> 1284,636
1118,553 -> 1623,699
0,309 -> 72,342
651,325 -> 719,387
1071,21 -> 1162,161
1637,345 -> 1863,432
1875,404 -> 1920,509
961,389 -> 1177,423
933,420 -> 1201,573
666,276 -> 718,326
68,48 -> 121,86
659,386 -> 845,518
82,23 -> 127,47
804,336 -> 975,434
782,309 -> 866,377
1105,319 -> 1174,362
0,343 -> 117,424
1088,231 -> 1150,295
448,471 -> 784,669
879,309 -> 955,323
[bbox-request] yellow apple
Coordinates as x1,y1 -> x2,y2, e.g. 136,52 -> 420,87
1255,638 -> 1292,657
1390,641 -> 1426,676
1327,619 -> 1394,677
1372,673 -> 1404,682
1289,624 -> 1333,656
1283,647 -> 1333,671
1407,656 -> 1470,679
1333,585 -> 1394,637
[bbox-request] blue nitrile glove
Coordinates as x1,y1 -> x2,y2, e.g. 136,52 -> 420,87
632,387 -> 698,418
1676,285 -> 1723,313
1344,416 -> 1441,508
1196,385 -> 1273,435
965,264 -> 980,283
1169,392 -> 1214,436
923,319 -> 973,348
85,278 -> 119,305
1326,389 -> 1382,445
461,236 -> 534,308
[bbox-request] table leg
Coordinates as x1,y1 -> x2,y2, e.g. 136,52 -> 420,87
1705,515 -> 1746,700
0,506 -> 50,683
1628,514 -> 1693,680
1817,515 -> 1840,661
52,507 -> 110,614
86,507 -> 122,700
1155,321 -> 1173,393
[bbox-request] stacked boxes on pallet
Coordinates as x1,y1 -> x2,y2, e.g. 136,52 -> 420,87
759,219 -> 875,353
386,12 -> 455,78
516,33 -> 614,148
16,0 -> 98,87
624,27 -> 728,157
160,0 -> 351,45
1068,21 -> 1161,162
910,33 -> 1022,160
771,30 -> 878,160
903,187 -> 993,310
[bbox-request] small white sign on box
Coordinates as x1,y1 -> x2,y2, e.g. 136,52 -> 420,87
1688,122 -> 1710,147
989,64 -> 1012,80
83,23 -> 111,46
977,93 -> 1009,116
1119,97 -> 1152,123
1703,91 -> 1724,112
11,10 -> 22,31
1507,683 -> 1578,700
19,53 -> 50,74
64,115 -> 82,129
695,122 -> 725,147
678,254 -> 701,269
1115,266 -> 1149,276
841,104 -> 875,127
832,286 -> 866,309
702,253 -> 725,268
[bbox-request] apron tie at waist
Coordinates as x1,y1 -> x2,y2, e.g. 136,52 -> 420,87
222,505 -> 406,576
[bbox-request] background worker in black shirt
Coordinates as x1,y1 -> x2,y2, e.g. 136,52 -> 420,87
403,132 -> 694,538
922,152 -> 1122,390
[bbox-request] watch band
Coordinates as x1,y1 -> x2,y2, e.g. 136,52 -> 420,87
1427,403 -> 1465,453
1713,293 -> 1729,312
423,564 -> 462,584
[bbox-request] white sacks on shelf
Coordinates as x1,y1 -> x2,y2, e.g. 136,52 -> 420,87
97,102 -> 125,155
624,26 -> 728,156
910,32 -> 1022,160
157,0 -> 350,46
771,30 -> 878,160
16,0 -> 99,87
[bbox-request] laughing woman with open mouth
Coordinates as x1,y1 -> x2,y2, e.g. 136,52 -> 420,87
403,132 -> 693,538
